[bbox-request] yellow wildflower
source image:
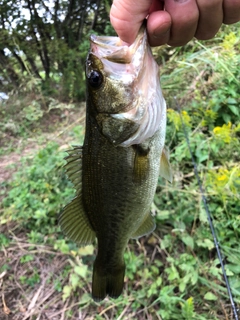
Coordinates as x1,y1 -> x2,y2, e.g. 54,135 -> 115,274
213,122 -> 232,143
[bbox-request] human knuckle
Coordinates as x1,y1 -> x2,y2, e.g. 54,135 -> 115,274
197,0 -> 221,10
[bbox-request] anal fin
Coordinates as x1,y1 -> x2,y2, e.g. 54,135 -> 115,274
131,213 -> 156,239
59,195 -> 95,245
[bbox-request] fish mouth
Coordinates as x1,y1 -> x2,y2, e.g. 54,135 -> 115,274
90,26 -> 147,66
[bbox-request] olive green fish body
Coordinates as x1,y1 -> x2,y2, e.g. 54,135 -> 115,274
82,108 -> 163,300
83,112 -> 161,240
59,26 -> 172,301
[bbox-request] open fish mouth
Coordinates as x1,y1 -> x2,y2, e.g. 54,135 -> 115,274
90,28 -> 146,64
89,27 -> 147,83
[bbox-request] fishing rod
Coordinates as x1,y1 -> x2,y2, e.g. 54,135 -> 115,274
175,98 -> 239,320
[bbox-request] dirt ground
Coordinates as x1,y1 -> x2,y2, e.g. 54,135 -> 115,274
0,232 -> 70,320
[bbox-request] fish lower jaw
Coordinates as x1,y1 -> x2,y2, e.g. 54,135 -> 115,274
111,104 -> 145,123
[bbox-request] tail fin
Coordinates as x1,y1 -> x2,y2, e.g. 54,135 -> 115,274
92,261 -> 125,301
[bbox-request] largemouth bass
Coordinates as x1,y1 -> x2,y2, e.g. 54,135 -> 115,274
59,26 -> 172,301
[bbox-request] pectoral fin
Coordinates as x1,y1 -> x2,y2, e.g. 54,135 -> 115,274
132,144 -> 150,183
59,195 -> 96,245
131,213 -> 156,239
159,147 -> 172,183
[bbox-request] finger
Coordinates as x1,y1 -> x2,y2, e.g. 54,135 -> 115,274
164,0 -> 199,46
110,0 -> 154,45
147,11 -> 172,46
149,0 -> 165,13
195,0 -> 223,40
223,0 -> 240,24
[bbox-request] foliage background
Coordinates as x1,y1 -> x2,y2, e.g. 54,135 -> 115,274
0,1 -> 240,319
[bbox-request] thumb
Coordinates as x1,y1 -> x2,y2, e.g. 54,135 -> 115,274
110,0 -> 154,44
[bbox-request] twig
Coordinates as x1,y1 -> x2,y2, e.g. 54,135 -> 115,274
60,299 -> 69,320
0,271 -> 7,281
27,283 -> 45,311
117,303 -> 132,320
2,292 -> 10,315
22,287 -> 57,320
99,300 -> 130,316
50,300 -> 80,318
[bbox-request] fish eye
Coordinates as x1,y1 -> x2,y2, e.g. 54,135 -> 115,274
87,70 -> 103,89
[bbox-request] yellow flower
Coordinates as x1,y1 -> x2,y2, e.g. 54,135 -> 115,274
222,32 -> 237,50
217,174 -> 228,182
167,109 -> 191,131
213,122 -> 232,143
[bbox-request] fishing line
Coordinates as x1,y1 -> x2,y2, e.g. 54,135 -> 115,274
175,98 -> 239,320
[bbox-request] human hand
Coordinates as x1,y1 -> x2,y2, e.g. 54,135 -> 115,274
110,0 -> 240,47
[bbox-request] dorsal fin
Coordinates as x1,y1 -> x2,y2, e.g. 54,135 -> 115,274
64,146 -> 83,192
60,145 -> 96,245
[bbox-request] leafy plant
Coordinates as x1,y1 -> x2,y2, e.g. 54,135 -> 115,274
2,142 -> 74,238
